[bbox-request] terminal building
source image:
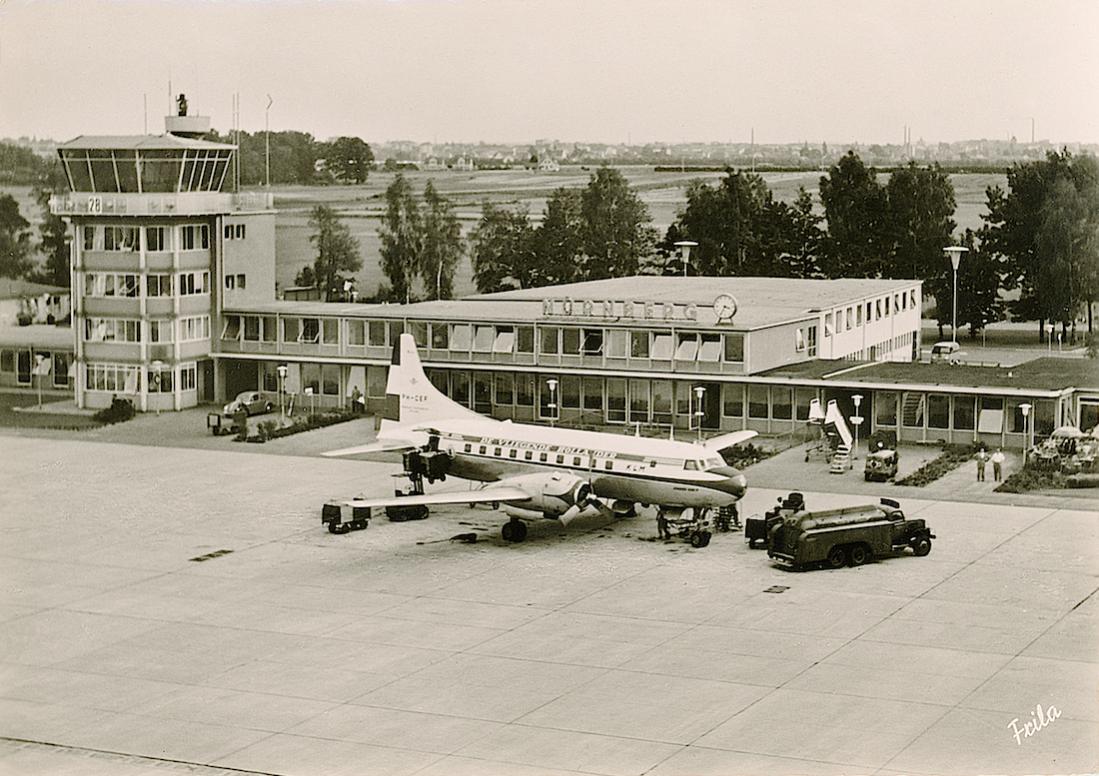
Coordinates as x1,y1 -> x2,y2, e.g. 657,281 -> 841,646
26,99 -> 1098,450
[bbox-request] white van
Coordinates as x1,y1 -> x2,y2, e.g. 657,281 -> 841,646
929,341 -> 962,363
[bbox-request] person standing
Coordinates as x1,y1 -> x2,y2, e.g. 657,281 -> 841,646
991,448 -> 1006,481
975,448 -> 989,482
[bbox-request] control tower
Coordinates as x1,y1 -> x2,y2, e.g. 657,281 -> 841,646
50,96 -> 276,411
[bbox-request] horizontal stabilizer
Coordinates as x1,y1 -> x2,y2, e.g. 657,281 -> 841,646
702,430 -> 759,452
322,440 -> 415,458
339,486 -> 531,511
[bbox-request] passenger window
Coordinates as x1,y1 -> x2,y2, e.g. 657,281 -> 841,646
524,450 -> 533,460
573,456 -> 582,466
556,454 -> 565,464
508,449 -> 517,459
494,447 -> 502,456
604,460 -> 613,470
464,443 -> 471,453
479,445 -> 486,454
539,452 -> 548,462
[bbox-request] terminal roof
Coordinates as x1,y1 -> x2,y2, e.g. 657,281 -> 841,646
58,134 -> 235,151
239,276 -> 919,330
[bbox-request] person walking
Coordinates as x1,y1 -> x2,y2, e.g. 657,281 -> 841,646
991,448 -> 1006,481
975,448 -> 989,482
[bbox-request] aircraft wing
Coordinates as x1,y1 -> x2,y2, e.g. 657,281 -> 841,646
321,440 -> 415,458
339,486 -> 531,510
702,429 -> 759,452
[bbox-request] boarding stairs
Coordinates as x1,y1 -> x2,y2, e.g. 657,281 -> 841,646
829,442 -> 852,473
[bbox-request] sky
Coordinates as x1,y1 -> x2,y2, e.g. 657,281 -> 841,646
1,0 -> 1097,145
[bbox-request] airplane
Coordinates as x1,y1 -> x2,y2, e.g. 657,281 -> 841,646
322,333 -> 757,545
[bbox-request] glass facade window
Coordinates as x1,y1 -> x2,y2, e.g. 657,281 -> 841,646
181,225 -> 209,251
431,322 -> 449,349
348,320 -> 365,346
104,226 -> 138,252
630,330 -> 650,359
178,271 -> 209,295
368,321 -> 387,347
581,329 -> 603,355
494,373 -> 513,405
515,373 -> 534,406
450,323 -> 472,351
1007,401 -> 1027,433
540,327 -> 560,355
606,329 -> 628,359
1034,400 -> 1055,436
179,316 -> 210,341
723,384 -> 744,417
140,149 -> 183,192
472,325 -> 494,352
473,372 -> 491,412
748,385 -> 768,419
84,318 -> 141,342
492,328 -> 515,354
607,378 -> 626,422
952,396 -> 975,430
651,333 -> 673,360
824,312 -> 834,337
516,326 -> 534,353
244,316 -> 260,342
87,363 -> 139,393
302,364 -> 320,394
795,388 -> 816,421
322,319 -> 338,345
628,379 -> 649,422
282,318 -> 299,342
928,394 -> 950,429
368,366 -> 387,398
675,334 -> 698,361
221,315 -> 241,340
723,333 -> 744,362
145,227 -> 166,251
83,226 -> 96,251
262,316 -> 277,343
582,376 -> 603,411
451,372 -> 470,406
561,376 -> 581,409
300,318 -> 320,344
147,365 -> 174,393
562,327 -> 580,355
651,380 -> 672,424
409,321 -> 427,346
876,392 -> 898,426
146,274 -> 173,297
771,387 -> 792,420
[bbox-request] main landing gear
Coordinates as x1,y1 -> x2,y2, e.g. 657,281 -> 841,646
501,517 -> 528,543
657,507 -> 713,548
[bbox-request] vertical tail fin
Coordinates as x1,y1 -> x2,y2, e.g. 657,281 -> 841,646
383,333 -> 477,429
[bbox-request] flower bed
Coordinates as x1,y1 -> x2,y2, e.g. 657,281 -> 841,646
894,443 -> 977,487
995,467 -> 1068,493
248,410 -> 359,442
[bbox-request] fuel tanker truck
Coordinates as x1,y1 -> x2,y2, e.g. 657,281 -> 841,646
766,497 -> 934,570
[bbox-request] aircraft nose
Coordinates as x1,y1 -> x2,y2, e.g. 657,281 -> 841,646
714,467 -> 748,499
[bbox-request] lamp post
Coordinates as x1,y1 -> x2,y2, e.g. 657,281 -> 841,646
943,246 -> 968,344
304,386 -> 315,419
276,364 -> 287,418
1019,402 -> 1032,459
546,378 -> 558,427
674,240 -> 698,278
693,385 -> 706,442
850,393 -> 864,465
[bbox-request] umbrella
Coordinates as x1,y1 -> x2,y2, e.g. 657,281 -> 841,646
1051,425 -> 1086,439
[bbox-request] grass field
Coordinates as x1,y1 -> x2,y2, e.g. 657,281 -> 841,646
1,168 -> 1006,299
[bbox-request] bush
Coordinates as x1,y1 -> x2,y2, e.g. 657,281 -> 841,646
92,397 -> 135,424
722,443 -> 775,469
895,443 -> 978,487
995,467 -> 1067,493
247,409 -> 357,441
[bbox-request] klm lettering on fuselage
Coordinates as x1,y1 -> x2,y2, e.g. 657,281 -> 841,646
478,437 -> 617,459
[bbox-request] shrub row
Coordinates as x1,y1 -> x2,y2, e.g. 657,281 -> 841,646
995,467 -> 1067,493
245,410 -> 359,442
894,443 -> 978,487
92,397 -> 135,424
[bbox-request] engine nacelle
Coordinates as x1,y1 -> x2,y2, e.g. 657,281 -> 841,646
502,472 -> 592,518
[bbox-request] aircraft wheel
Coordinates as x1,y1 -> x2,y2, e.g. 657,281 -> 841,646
848,544 -> 868,566
690,532 -> 705,548
913,537 -> 932,556
826,545 -> 847,568
502,519 -> 527,543
699,531 -> 712,548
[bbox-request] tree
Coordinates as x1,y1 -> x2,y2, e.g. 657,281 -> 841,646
577,166 -> 656,280
29,187 -> 70,288
327,136 -> 374,184
885,162 -> 956,280
534,187 -> 585,286
378,174 -> 421,303
293,264 -> 316,288
470,202 -> 535,293
0,194 -> 32,279
419,182 -> 463,300
307,205 -> 362,300
819,151 -> 890,277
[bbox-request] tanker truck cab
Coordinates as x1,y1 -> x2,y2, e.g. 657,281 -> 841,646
767,497 -> 935,570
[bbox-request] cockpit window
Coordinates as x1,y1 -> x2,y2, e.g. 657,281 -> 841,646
684,460 -> 698,471
706,456 -> 724,469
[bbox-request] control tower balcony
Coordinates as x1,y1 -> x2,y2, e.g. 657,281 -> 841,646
50,190 -> 274,217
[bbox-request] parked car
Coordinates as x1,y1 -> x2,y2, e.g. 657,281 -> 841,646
929,341 -> 962,363
223,391 -> 273,417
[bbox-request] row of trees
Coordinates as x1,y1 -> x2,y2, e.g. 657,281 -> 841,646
377,176 -> 464,302
206,131 -> 374,185
0,191 -> 68,287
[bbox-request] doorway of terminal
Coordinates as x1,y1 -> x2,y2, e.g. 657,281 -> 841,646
223,360 -> 259,402
675,381 -> 721,432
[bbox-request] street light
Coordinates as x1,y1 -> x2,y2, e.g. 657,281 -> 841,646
943,246 -> 968,344
304,386 -> 315,419
693,385 -> 706,442
1019,402 -> 1032,459
546,378 -> 558,427
276,363 -> 288,418
850,394 -> 864,465
674,241 -> 698,278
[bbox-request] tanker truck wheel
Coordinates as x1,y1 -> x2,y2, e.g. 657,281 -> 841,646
826,546 -> 847,568
913,537 -> 932,556
848,544 -> 868,566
